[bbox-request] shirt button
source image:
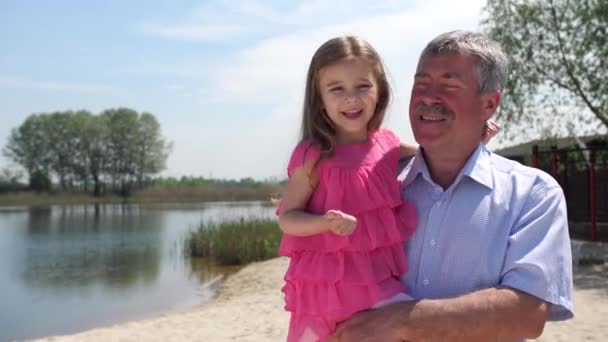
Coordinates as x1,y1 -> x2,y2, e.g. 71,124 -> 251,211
430,239 -> 436,246
423,279 -> 430,286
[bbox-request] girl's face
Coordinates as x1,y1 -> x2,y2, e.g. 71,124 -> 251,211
317,58 -> 378,144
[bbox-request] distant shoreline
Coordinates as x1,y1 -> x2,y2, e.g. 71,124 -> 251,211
0,191 -> 276,207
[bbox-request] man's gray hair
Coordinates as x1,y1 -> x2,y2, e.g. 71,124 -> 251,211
421,30 -> 509,94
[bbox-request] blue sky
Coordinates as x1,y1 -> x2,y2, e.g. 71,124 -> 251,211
0,0 -> 487,180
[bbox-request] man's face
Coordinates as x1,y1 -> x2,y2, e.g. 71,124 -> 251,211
409,53 -> 498,153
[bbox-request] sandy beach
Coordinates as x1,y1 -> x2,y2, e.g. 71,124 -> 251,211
32,257 -> 607,342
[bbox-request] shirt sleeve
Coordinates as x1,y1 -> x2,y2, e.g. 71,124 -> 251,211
286,140 -> 320,178
275,141 -> 321,217
379,128 -> 400,146
500,182 -> 574,321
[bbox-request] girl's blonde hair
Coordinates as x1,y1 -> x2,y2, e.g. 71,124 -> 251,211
300,36 -> 391,158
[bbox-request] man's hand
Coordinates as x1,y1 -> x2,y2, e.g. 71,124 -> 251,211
324,210 -> 357,236
333,302 -> 415,341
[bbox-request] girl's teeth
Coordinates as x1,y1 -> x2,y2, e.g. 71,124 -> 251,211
343,110 -> 361,117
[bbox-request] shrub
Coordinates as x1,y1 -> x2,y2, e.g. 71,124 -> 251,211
185,217 -> 281,265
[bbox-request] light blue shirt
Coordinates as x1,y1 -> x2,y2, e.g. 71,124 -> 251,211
400,144 -> 573,322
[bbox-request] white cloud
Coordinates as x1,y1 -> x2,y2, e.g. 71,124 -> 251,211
166,84 -> 185,91
125,62 -> 213,80
138,0 -> 261,42
139,23 -> 247,42
222,0 -> 421,27
139,0 -> 426,43
0,76 -> 120,94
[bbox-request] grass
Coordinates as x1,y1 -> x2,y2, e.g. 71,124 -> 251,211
185,217 -> 282,266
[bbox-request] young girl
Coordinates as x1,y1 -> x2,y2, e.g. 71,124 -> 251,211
277,36 -> 495,342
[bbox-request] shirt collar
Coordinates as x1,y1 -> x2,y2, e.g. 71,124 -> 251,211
401,144 -> 493,190
460,144 -> 493,189
400,148 -> 431,187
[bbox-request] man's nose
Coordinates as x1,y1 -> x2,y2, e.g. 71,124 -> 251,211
417,87 -> 442,105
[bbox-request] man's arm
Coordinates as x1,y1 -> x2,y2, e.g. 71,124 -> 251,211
335,286 -> 550,341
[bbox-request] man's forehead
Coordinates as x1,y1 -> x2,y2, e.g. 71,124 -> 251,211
414,70 -> 465,79
415,54 -> 474,77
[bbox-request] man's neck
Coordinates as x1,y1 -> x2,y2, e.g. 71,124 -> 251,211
422,143 -> 479,190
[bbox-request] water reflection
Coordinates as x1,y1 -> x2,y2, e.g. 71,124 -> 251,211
19,204 -> 163,291
0,201 -> 275,342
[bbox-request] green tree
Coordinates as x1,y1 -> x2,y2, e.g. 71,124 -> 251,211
46,111 -> 79,190
135,113 -> 172,187
0,166 -> 26,192
101,108 -> 170,196
0,166 -> 24,185
70,110 -> 106,194
3,114 -> 53,187
483,0 -> 608,139
101,108 -> 140,195
29,169 -> 52,192
85,112 -> 107,195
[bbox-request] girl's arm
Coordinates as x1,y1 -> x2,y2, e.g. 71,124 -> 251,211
278,162 -> 329,237
399,141 -> 419,159
279,163 -> 357,237
482,120 -> 500,144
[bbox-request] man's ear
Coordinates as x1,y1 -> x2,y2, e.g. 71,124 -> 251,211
481,90 -> 501,120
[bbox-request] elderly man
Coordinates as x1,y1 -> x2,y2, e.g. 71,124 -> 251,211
334,30 -> 573,341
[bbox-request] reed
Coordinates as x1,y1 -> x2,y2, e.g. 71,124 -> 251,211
185,217 -> 282,265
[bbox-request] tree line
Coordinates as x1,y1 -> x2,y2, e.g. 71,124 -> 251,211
3,108 -> 171,196
150,176 -> 283,188
133,176 -> 285,202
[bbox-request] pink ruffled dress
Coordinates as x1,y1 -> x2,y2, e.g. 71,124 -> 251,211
279,128 -> 417,342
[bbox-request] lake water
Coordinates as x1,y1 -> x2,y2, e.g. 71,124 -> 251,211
0,201 -> 276,342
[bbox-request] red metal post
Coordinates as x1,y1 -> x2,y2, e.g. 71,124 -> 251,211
532,145 -> 540,168
561,150 -> 569,202
589,150 -> 597,241
550,145 -> 559,180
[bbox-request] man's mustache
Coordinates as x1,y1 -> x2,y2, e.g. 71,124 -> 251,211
414,103 -> 454,117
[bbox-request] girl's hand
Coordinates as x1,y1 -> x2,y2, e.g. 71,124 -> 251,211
324,210 -> 357,236
482,120 -> 500,144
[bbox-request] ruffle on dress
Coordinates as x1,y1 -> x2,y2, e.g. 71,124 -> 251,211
314,160 -> 403,215
283,275 -> 407,331
279,203 -> 416,254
